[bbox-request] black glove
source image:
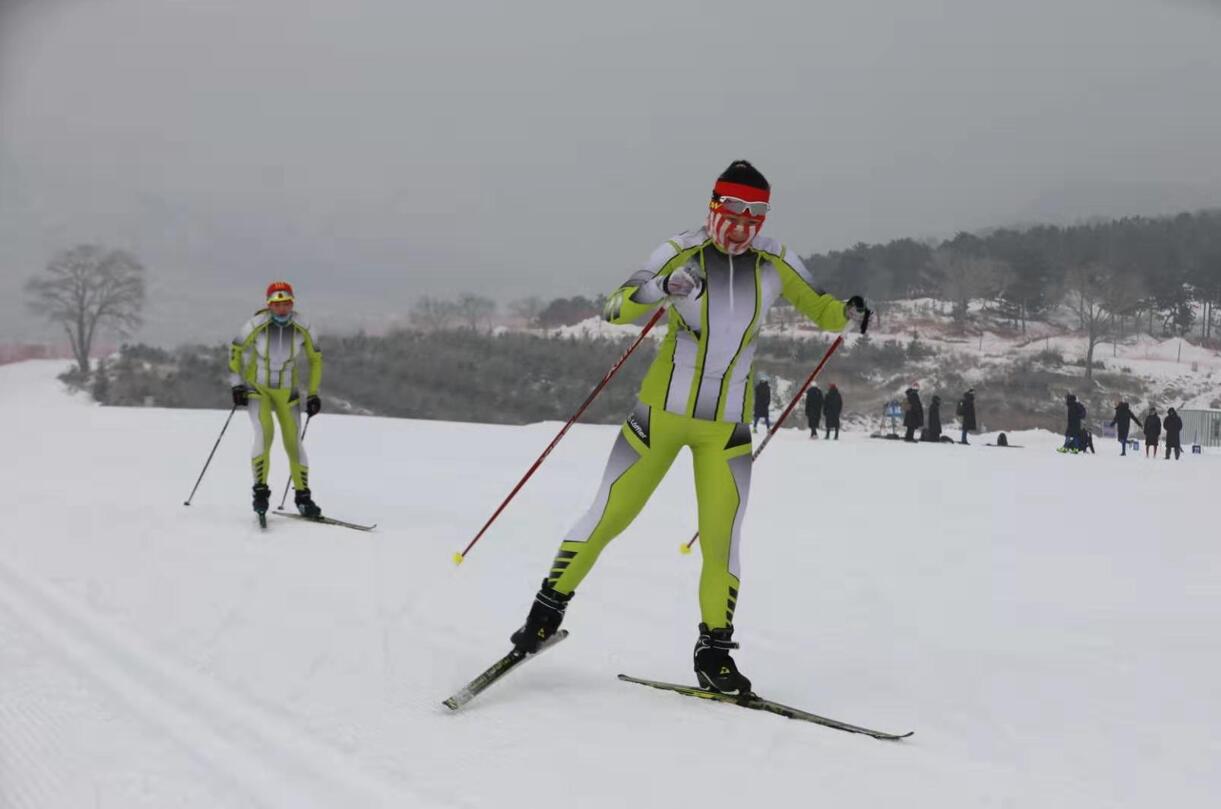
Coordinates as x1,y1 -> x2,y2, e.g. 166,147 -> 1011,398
844,295 -> 872,335
232,385 -> 249,407
306,394 -> 321,417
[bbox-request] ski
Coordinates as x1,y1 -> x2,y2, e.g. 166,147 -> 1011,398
272,510 -> 377,532
443,630 -> 569,711
617,674 -> 913,741
257,511 -> 268,529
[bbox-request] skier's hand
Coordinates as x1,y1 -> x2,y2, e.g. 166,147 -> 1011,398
844,295 -> 872,335
232,385 -> 249,407
662,267 -> 704,300
306,394 -> 321,417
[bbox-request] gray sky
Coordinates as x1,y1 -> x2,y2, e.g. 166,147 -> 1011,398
3,0 -> 1221,345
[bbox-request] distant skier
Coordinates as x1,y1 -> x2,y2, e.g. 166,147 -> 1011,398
1163,407 -> 1183,460
804,382 -> 824,438
1143,407 -> 1162,458
956,388 -> 977,444
902,385 -> 923,442
924,394 -> 943,442
823,384 -> 843,440
753,375 -> 772,433
1108,400 -> 1137,456
1060,393 -> 1084,453
229,281 -> 324,520
507,160 -> 872,695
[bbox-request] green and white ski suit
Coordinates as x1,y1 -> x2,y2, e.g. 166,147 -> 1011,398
228,311 -> 323,489
546,227 -> 849,629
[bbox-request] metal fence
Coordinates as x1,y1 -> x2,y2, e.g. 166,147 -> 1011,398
1178,409 -> 1221,448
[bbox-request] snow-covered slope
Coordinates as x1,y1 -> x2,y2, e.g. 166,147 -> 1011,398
2,360 -> 1219,808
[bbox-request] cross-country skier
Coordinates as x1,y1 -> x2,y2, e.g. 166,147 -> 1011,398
507,161 -> 871,695
229,281 -> 324,520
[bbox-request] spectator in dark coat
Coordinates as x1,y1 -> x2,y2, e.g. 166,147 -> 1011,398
1163,407 -> 1183,460
924,395 -> 943,442
804,383 -> 824,439
902,386 -> 924,442
753,376 -> 771,433
823,384 -> 843,440
1061,393 -> 1083,452
1143,408 -> 1162,457
956,388 -> 977,444
1108,400 -> 1137,456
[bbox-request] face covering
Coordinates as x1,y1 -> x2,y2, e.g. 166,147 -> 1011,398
706,208 -> 762,255
271,312 -> 293,326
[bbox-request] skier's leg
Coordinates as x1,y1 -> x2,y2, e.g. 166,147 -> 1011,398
248,391 -> 274,513
546,403 -> 683,593
248,391 -> 274,486
690,419 -> 753,693
271,390 -> 319,517
270,390 -> 309,490
691,421 -> 752,629
512,403 -> 683,652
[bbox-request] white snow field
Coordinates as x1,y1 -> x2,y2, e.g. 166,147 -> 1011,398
2,359 -> 1219,808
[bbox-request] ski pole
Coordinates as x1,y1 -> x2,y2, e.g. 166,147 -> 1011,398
183,404 -> 239,506
454,306 -> 667,566
681,333 -> 845,554
276,414 -> 312,510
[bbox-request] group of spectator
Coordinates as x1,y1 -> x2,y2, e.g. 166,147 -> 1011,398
803,382 -> 843,439
1065,396 -> 1185,460
750,376 -> 843,439
899,385 -> 976,444
753,375 -> 1189,462
1106,399 -> 1183,459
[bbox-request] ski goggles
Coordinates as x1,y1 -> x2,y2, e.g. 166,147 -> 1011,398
714,195 -> 772,217
267,290 -> 295,304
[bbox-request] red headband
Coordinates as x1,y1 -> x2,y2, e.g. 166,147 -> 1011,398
713,180 -> 770,203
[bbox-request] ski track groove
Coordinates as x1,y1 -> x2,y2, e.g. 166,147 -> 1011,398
0,558 -> 460,809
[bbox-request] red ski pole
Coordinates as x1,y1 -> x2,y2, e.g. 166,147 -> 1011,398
453,306 -> 668,565
680,333 -> 845,554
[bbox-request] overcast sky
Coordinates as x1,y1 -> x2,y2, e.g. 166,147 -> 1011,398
3,0 -> 1221,345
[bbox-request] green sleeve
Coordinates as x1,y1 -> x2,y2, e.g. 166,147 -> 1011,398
228,322 -> 259,385
302,327 -> 323,395
773,253 -> 849,332
602,240 -> 692,325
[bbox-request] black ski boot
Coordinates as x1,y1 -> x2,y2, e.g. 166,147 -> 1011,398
694,623 -> 752,696
294,488 -> 322,519
510,580 -> 574,653
252,484 -> 271,515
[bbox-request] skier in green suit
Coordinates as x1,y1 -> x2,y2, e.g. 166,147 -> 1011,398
229,281 -> 324,520
509,161 -> 872,694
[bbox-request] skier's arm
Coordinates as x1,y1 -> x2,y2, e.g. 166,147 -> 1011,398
602,240 -> 692,325
301,325 -> 323,396
228,320 -> 258,387
771,251 -> 850,332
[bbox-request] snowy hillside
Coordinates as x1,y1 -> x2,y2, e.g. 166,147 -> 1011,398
2,360 -> 1219,808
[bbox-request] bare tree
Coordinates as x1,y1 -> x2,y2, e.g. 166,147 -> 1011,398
410,296 -> 458,331
455,293 -> 497,332
1065,262 -> 1144,381
25,245 -> 146,376
930,248 -> 1006,325
509,295 -> 545,326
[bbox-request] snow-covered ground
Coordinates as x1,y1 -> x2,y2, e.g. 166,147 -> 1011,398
2,360 -> 1219,808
